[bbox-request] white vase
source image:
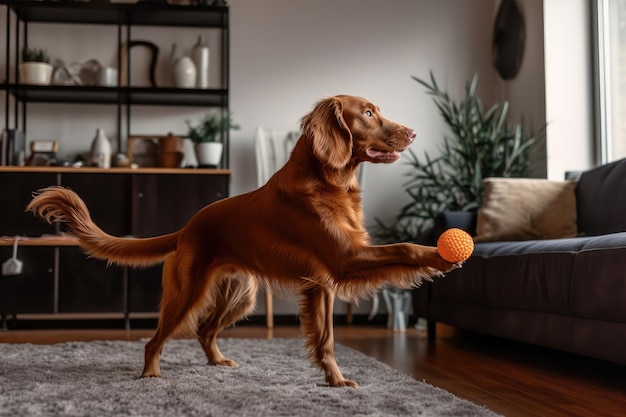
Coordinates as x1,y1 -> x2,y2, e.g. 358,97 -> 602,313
194,142 -> 223,167
90,128 -> 112,168
191,35 -> 210,89
19,62 -> 53,85
181,138 -> 198,168
172,56 -> 196,89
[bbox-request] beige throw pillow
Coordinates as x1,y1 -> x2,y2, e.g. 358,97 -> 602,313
475,178 -> 578,242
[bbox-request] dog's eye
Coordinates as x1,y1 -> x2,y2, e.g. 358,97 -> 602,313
364,110 -> 373,117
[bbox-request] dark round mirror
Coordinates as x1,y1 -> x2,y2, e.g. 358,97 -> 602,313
492,0 -> 526,80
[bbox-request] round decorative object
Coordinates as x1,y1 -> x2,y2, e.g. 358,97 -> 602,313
437,228 -> 474,263
492,0 -> 525,80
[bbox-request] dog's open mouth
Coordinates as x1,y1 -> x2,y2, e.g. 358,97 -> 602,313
366,148 -> 402,162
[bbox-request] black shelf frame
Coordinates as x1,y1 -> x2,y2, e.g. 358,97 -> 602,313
4,84 -> 229,107
1,0 -> 231,168
0,1 -> 229,28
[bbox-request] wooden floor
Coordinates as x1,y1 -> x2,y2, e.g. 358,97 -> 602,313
1,323 -> 624,417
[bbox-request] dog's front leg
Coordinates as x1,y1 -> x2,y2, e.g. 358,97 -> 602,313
331,243 -> 458,293
299,285 -> 357,388
343,243 -> 453,272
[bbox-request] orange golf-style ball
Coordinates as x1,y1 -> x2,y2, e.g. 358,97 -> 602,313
437,228 -> 474,263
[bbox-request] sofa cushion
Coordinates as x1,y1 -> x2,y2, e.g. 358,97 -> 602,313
462,233 -> 626,318
431,256 -> 486,304
482,251 -> 575,315
576,158 -> 626,236
437,238 -> 584,316
472,235 -> 597,257
475,178 -> 578,242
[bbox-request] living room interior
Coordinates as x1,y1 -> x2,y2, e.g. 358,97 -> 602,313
1,1 -> 625,416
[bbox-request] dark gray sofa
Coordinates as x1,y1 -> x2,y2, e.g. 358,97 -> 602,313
413,158 -> 626,365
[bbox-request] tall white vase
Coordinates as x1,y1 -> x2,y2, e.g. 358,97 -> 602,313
191,35 -> 210,89
181,138 -> 198,168
90,128 -> 111,168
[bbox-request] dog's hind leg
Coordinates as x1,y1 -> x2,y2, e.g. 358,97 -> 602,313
299,286 -> 357,388
142,254 -> 204,378
196,274 -> 258,367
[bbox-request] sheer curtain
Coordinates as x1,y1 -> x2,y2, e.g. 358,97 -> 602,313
596,0 -> 626,162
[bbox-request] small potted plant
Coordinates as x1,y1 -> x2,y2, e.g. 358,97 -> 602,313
187,112 -> 239,167
20,47 -> 53,85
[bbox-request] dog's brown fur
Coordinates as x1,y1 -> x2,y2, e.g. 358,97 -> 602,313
27,95 -> 456,387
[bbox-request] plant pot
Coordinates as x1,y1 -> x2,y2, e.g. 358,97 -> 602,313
194,142 -> 223,168
19,62 -> 53,85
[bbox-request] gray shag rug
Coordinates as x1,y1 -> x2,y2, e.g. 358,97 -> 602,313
0,338 -> 501,417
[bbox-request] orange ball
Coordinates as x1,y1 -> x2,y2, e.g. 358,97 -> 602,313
437,228 -> 474,263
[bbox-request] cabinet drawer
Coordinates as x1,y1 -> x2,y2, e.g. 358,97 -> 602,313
131,173 -> 228,237
128,266 -> 163,313
0,246 -> 55,314
57,247 -> 125,313
0,172 -> 57,237
61,173 -> 131,237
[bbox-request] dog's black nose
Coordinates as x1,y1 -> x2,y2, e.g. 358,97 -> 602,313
406,129 -> 416,143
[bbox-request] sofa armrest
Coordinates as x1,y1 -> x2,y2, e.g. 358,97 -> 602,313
433,210 -> 477,239
416,210 -> 477,340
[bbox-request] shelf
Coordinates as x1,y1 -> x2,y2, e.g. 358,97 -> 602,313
0,166 -> 232,175
2,84 -> 228,107
0,235 -> 78,247
1,1 -> 228,28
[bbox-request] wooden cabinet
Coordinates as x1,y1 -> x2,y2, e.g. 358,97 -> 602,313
127,172 -> 229,312
0,167 -> 230,327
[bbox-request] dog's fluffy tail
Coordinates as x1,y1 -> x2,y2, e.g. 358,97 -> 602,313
26,186 -> 178,267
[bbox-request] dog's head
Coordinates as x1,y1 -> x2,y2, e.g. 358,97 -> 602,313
301,95 -> 416,169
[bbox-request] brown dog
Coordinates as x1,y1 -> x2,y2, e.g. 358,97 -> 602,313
27,95 -> 455,387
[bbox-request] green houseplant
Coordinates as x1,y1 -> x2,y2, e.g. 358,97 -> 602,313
20,47 -> 53,85
374,71 -> 544,243
187,112 -> 239,167
22,47 -> 50,63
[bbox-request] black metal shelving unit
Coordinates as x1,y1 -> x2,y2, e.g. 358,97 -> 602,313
1,0 -> 230,167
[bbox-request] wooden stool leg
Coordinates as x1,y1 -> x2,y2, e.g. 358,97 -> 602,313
346,302 -> 353,325
265,290 -> 274,329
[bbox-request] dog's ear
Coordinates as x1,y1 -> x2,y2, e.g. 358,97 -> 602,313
301,97 -> 353,169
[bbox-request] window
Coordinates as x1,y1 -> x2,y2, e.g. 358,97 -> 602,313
595,0 -> 626,163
